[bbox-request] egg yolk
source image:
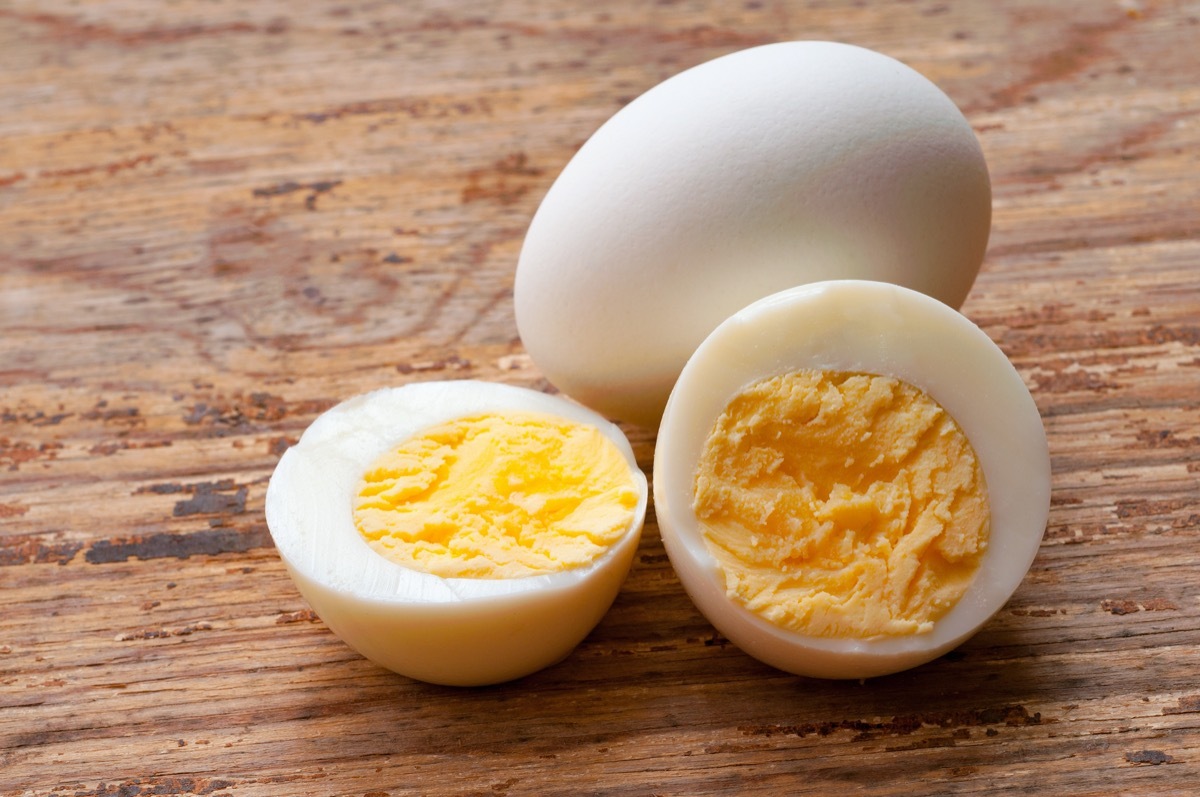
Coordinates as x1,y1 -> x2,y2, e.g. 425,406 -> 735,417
693,369 -> 989,638
353,412 -> 640,579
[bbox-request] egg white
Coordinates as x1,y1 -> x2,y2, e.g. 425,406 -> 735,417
653,281 -> 1050,679
266,380 -> 648,686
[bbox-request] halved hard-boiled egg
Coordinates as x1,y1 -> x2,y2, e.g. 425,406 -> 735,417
653,281 -> 1050,679
265,380 -> 648,686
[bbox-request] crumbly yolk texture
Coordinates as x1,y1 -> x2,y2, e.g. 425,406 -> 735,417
353,412 -> 639,579
693,370 -> 989,638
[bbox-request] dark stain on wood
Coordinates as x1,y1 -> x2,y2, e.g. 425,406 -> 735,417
40,776 -> 238,796
292,96 -> 493,125
1125,750 -> 1176,765
742,705 -> 1043,741
1116,497 -> 1199,519
183,392 -> 334,436
1164,696 -> 1200,715
1,409 -> 71,426
253,179 -> 342,210
135,478 -> 249,518
40,154 -> 158,182
81,402 -> 142,426
171,481 -> 248,517
90,439 -> 173,457
0,534 -> 83,567
1030,368 -> 1119,394
0,439 -> 62,471
1135,429 -> 1200,450
85,526 -> 271,564
1101,598 -> 1180,615
116,622 -> 214,641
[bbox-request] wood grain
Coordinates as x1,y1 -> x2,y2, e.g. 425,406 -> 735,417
3,1 -> 1200,794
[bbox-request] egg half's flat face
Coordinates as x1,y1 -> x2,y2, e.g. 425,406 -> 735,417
515,41 -> 992,428
652,281 -> 1050,680
266,381 -> 648,686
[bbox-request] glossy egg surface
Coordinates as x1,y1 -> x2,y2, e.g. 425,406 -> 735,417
515,41 -> 992,427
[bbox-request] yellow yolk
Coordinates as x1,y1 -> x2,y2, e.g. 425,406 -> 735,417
353,412 -> 640,579
693,369 -> 990,638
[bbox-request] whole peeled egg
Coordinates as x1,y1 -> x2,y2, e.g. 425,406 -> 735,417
514,41 -> 992,427
653,281 -> 1050,679
266,380 -> 647,686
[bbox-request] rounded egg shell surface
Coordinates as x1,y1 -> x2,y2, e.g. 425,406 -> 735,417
514,41 -> 992,427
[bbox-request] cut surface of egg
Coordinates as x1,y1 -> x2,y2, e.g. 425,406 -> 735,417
266,380 -> 648,686
653,281 -> 1050,679
515,40 -> 992,427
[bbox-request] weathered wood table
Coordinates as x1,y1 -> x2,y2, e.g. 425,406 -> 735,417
3,1 -> 1199,794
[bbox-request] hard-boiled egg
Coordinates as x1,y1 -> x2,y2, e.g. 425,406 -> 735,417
515,41 -> 991,427
266,380 -> 648,686
653,281 -> 1050,679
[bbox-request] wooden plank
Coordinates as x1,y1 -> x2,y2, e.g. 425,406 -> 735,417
3,1 -> 1200,794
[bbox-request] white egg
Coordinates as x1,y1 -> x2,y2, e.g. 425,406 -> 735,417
652,281 -> 1050,679
265,380 -> 648,686
515,41 -> 992,428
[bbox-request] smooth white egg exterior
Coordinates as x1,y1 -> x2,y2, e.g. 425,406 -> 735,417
265,381 -> 648,686
653,281 -> 1050,680
515,40 -> 992,428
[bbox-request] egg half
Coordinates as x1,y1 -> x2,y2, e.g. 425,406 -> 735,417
653,281 -> 1050,679
515,41 -> 992,427
265,380 -> 648,686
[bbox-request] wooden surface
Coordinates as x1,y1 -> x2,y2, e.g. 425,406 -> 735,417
3,1 -> 1200,794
